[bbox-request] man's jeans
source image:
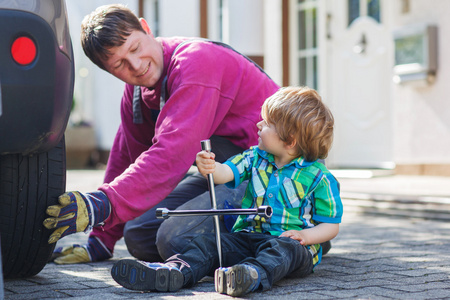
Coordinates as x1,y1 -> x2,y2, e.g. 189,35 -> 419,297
167,232 -> 314,290
123,136 -> 246,261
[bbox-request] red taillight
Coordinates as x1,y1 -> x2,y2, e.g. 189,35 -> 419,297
11,36 -> 37,65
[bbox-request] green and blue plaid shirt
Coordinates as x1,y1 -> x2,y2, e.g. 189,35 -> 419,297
224,146 -> 343,267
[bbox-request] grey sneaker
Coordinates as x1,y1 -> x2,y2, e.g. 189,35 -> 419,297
111,259 -> 183,292
215,264 -> 261,296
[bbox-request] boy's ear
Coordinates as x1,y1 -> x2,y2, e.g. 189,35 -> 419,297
285,137 -> 297,150
139,18 -> 153,36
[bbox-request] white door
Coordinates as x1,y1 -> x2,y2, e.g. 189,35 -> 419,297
326,0 -> 394,169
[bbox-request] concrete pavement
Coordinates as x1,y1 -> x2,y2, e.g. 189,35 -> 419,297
3,169 -> 450,299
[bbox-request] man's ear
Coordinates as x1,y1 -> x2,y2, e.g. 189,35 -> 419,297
139,18 -> 153,36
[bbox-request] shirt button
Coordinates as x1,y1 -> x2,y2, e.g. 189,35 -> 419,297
268,193 -> 273,198
274,172 -> 278,177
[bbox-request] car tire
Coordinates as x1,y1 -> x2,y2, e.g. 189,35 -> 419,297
0,137 -> 66,279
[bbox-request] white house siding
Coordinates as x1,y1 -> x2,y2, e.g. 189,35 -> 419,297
66,1 -> 450,176
66,1 -> 137,151
391,0 -> 450,175
158,0 -> 199,37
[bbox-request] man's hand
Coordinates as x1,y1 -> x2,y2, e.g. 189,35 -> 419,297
49,236 -> 113,264
43,191 -> 111,244
51,244 -> 90,264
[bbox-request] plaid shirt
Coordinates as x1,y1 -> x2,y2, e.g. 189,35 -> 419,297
224,146 -> 343,267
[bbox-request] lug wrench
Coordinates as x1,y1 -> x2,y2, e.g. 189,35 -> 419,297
201,139 -> 224,267
156,205 -> 273,219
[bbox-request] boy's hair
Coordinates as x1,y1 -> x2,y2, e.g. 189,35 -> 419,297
261,86 -> 334,162
80,4 -> 145,70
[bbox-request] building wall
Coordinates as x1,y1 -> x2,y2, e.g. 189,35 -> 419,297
263,0 -> 283,86
158,0 -> 199,37
67,1 -> 450,176
391,0 -> 450,175
66,0 -> 134,153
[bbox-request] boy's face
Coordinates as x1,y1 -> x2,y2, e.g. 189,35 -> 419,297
256,119 -> 286,156
102,28 -> 164,88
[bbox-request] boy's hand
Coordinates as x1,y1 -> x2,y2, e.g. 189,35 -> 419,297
280,230 -> 307,245
196,150 -> 216,176
280,223 -> 339,246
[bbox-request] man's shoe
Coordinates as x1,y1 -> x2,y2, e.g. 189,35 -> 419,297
215,264 -> 260,296
111,259 -> 183,292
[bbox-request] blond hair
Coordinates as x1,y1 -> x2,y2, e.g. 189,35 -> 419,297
261,86 -> 334,161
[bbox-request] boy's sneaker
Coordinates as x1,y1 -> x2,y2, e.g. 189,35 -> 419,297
215,264 -> 261,296
111,259 -> 183,292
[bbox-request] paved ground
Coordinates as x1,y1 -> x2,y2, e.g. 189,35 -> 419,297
3,170 -> 450,299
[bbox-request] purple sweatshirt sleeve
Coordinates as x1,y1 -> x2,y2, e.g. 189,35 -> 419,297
100,86 -> 225,228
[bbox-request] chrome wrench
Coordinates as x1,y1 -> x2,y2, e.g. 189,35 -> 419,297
201,139 -> 224,267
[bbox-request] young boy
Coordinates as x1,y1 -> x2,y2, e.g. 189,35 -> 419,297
111,86 -> 343,296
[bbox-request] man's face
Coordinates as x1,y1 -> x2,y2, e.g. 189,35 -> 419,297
102,29 -> 164,88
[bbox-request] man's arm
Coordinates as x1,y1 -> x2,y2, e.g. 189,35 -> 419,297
43,84 -> 154,245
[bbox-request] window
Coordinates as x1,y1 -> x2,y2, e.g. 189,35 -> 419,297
368,0 -> 380,22
348,0 -> 360,25
143,0 -> 159,36
348,0 -> 380,26
295,0 -> 318,89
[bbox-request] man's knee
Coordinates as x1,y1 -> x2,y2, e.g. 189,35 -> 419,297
156,214 -> 216,260
123,220 -> 162,262
156,221 -> 187,260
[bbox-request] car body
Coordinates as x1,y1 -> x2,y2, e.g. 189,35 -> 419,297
0,0 -> 73,155
0,0 -> 74,279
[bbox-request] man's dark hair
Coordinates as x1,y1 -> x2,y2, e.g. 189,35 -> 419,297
81,4 -> 145,70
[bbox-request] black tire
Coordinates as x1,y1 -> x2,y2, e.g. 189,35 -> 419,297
0,138 -> 66,279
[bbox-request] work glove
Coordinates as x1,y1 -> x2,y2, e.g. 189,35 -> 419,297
43,191 -> 111,244
50,236 -> 113,264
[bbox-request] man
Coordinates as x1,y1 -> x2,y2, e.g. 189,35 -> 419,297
43,4 -> 280,264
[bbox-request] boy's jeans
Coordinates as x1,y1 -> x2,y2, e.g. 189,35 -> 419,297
167,232 -> 314,291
